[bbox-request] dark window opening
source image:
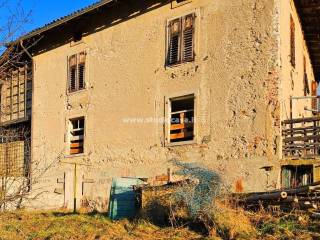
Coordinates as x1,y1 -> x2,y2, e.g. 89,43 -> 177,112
73,32 -> 83,42
167,14 -> 195,66
70,66 -> 77,92
303,57 -> 310,96
281,165 -> 313,188
78,64 -> 85,90
169,95 -> 194,143
70,117 -> 84,155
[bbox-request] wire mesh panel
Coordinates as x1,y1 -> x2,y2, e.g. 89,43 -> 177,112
0,141 -> 25,177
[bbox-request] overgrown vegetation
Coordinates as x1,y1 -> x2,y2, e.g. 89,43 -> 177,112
140,161 -> 320,239
0,206 -> 320,240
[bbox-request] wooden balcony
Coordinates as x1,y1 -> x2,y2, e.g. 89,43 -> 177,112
282,116 -> 320,159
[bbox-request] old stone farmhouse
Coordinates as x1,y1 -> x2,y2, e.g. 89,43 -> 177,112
0,0 -> 320,212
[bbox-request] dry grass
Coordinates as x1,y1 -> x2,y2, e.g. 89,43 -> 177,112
1,201 -> 320,240
0,211 -> 205,240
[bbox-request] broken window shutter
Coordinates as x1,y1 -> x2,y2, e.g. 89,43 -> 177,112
78,52 -> 86,90
311,81 -> 317,112
69,55 -> 77,92
168,19 -> 181,65
182,14 -> 195,62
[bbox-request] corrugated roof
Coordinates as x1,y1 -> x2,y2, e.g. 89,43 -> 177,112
13,0 -> 114,44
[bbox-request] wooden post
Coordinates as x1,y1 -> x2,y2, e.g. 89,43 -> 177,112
73,164 -> 77,213
167,168 -> 171,184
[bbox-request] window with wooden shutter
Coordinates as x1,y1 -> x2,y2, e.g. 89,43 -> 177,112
167,14 -> 195,66
68,52 -> 86,93
290,16 -> 295,68
70,117 -> 84,155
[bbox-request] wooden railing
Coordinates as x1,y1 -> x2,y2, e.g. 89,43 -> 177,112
282,116 -> 320,158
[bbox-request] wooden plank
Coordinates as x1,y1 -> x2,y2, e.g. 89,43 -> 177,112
70,142 -> 83,148
155,175 -> 169,182
170,130 -> 193,140
282,126 -> 320,133
283,135 -> 320,143
171,109 -> 194,115
70,135 -> 84,141
70,148 -> 83,154
170,123 -> 193,131
282,116 -> 320,125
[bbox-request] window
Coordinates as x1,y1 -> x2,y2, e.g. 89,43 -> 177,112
290,16 -> 295,68
311,81 -> 318,113
303,57 -> 310,96
169,95 -> 194,143
69,117 -> 84,155
167,14 -> 195,65
281,165 -> 313,188
68,52 -> 86,92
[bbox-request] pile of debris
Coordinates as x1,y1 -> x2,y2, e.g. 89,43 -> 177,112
240,181 -> 320,216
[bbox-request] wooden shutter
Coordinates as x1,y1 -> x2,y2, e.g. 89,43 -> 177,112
290,16 -> 295,68
168,19 -> 181,65
78,52 -> 86,90
182,14 -> 195,62
69,55 -> 77,92
311,81 -> 317,112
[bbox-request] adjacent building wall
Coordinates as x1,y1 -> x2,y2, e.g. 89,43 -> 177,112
29,0 -> 281,211
279,0 -> 316,121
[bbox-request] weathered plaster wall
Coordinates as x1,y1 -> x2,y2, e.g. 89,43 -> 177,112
279,0 -> 316,121
30,0 -> 281,211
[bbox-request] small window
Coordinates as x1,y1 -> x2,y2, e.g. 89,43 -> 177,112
73,32 -> 83,42
167,14 -> 195,66
69,117 -> 84,155
68,52 -> 86,93
311,81 -> 318,113
169,95 -> 194,143
281,165 -> 313,188
303,57 -> 310,96
290,16 -> 295,68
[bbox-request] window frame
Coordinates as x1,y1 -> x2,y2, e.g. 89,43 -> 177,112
68,117 -> 85,156
165,93 -> 197,146
166,12 -> 196,67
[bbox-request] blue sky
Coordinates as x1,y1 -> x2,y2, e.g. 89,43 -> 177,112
0,0 -> 97,40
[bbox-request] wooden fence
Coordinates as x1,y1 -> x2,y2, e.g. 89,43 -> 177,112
282,116 -> 320,158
